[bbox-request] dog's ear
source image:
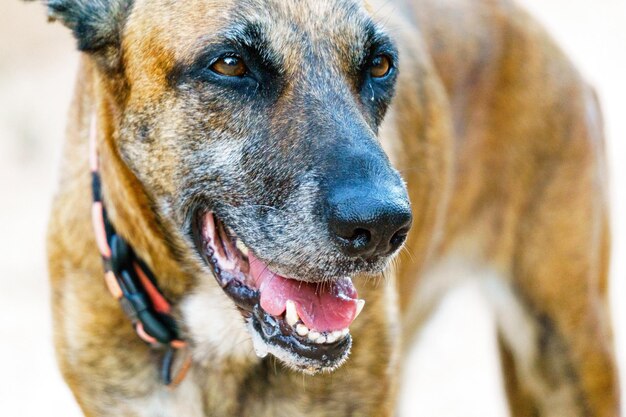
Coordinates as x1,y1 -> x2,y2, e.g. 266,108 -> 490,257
29,0 -> 132,55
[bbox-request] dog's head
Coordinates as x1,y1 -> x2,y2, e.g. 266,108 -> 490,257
43,0 -> 411,373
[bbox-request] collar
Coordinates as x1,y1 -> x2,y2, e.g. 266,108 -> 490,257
88,114 -> 191,388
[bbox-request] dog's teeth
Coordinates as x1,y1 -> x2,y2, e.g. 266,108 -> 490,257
355,299 -> 365,319
308,331 -> 321,341
331,330 -> 343,340
251,334 -> 269,359
325,333 -> 338,343
236,240 -> 249,256
296,324 -> 309,336
315,335 -> 327,344
285,300 -> 299,326
341,328 -> 349,337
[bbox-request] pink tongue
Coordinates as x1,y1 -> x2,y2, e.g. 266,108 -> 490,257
249,253 -> 359,332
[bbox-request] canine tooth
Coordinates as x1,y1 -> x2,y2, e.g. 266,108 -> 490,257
251,333 -> 269,359
285,300 -> 299,326
315,335 -> 327,344
355,299 -> 365,319
325,333 -> 338,343
331,330 -> 343,340
308,331 -> 321,341
236,240 -> 249,256
296,324 -> 309,336
341,328 -> 349,337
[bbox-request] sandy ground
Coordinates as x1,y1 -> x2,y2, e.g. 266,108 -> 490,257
0,1 -> 623,416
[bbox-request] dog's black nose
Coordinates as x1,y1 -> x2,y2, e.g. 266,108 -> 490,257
328,193 -> 412,258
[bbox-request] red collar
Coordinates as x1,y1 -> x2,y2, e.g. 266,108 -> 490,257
89,115 -> 191,387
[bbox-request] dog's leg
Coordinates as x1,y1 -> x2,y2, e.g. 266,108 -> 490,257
483,138 -> 619,416
487,276 -> 603,416
489,271 -> 618,417
496,333 -> 540,417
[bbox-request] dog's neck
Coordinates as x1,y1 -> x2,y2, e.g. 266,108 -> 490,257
93,76 -> 188,292
84,59 -> 194,304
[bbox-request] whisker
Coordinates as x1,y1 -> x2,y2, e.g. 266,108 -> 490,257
400,244 -> 416,263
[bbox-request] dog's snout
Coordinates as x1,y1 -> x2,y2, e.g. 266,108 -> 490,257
328,193 -> 412,258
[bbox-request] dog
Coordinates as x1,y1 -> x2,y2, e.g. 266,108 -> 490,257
33,0 -> 619,415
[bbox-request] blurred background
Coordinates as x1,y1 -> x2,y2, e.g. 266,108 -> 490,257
0,1 -> 624,416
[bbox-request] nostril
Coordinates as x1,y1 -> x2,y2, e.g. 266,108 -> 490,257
389,228 -> 409,249
333,226 -> 373,254
348,228 -> 371,247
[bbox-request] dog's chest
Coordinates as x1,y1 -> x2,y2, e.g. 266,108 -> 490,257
131,377 -> 205,417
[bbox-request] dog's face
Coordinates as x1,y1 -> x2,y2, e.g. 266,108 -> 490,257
48,0 -> 411,373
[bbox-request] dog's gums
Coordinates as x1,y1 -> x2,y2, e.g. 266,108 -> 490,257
192,212 -> 364,373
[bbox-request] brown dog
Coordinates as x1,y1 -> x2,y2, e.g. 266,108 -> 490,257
34,0 -> 618,415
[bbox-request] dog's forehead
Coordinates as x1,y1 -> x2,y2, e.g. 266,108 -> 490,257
123,0 -> 377,85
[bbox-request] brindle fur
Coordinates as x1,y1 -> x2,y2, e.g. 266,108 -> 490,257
37,0 -> 618,415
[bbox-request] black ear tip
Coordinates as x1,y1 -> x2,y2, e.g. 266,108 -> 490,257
23,0 -> 66,20
28,0 -> 132,56
46,0 -> 72,20
49,2 -> 69,14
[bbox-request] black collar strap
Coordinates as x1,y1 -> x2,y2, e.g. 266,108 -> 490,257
88,115 -> 191,387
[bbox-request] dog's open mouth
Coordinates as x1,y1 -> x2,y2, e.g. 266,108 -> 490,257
192,212 -> 364,373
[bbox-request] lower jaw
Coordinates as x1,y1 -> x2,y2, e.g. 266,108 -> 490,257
216,280 -> 353,372
248,305 -> 352,373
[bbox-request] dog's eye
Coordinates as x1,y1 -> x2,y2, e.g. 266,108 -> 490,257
370,55 -> 392,78
211,55 -> 248,77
